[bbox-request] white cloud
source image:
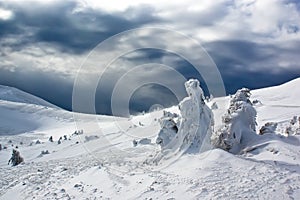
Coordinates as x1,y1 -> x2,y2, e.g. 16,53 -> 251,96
216,0 -> 300,42
1,0 -> 300,78
0,8 -> 14,20
79,0 -> 187,12
0,41 -> 86,78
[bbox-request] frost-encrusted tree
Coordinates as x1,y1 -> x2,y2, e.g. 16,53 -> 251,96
211,88 -> 257,153
211,102 -> 218,110
177,79 -> 214,152
284,116 -> 300,136
259,122 -> 278,135
156,79 -> 214,158
156,111 -> 179,147
8,149 -> 24,166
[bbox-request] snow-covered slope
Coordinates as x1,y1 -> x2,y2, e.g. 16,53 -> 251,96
0,79 -> 300,200
252,77 -> 300,106
0,85 -> 70,136
0,85 -> 57,108
251,78 -> 300,130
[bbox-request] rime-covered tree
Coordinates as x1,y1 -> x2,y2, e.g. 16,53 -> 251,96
156,79 -> 214,159
156,111 -> 179,147
211,88 -> 257,153
8,149 -> 24,166
259,122 -> 278,135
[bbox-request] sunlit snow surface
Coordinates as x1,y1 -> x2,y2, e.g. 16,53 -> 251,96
1,78 -> 300,199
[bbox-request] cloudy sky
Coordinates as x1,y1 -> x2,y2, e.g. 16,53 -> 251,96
0,0 -> 300,116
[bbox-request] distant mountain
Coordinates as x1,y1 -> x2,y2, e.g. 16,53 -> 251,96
0,85 -> 58,108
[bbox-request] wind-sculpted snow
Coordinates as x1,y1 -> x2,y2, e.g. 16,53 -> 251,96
155,79 -> 214,162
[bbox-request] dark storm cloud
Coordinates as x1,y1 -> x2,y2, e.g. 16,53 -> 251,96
0,67 -> 74,110
129,84 -> 179,115
203,40 -> 300,93
204,40 -> 275,67
0,1 -> 299,115
0,1 -> 160,54
0,17 -> 21,37
208,39 -> 300,70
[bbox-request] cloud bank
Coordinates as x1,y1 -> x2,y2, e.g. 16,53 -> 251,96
0,0 -> 300,115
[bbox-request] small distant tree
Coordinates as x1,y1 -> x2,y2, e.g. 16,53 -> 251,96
285,126 -> 294,136
284,116 -> 300,136
290,116 -> 297,125
58,137 -> 62,145
41,150 -> 49,155
211,102 -> 218,110
259,122 -> 278,135
73,130 -> 83,135
133,139 -> 138,147
8,149 -> 24,166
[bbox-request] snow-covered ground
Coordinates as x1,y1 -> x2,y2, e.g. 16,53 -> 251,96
0,78 -> 300,199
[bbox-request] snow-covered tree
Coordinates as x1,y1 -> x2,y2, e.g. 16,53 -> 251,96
58,137 -> 62,144
211,102 -> 218,110
156,111 -> 179,147
156,79 -> 214,158
211,88 -> 257,153
285,126 -> 293,135
290,116 -> 297,125
259,122 -> 278,135
284,115 -> 300,136
8,149 -> 24,166
177,79 -> 214,152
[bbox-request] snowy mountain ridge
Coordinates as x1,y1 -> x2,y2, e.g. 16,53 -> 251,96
251,77 -> 300,106
0,85 -> 58,108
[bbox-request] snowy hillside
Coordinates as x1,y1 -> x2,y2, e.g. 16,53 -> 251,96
252,78 -> 300,130
0,85 -> 57,108
0,79 -> 300,199
0,85 -> 70,136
